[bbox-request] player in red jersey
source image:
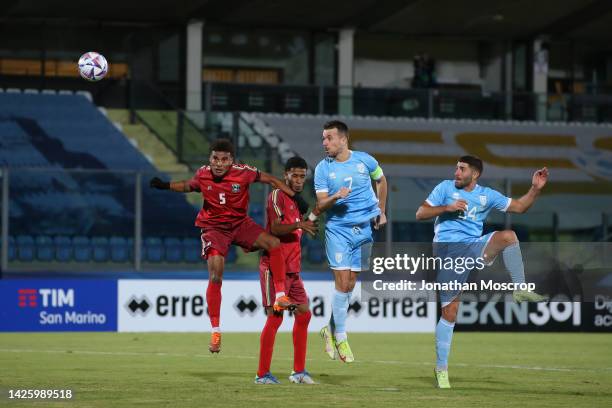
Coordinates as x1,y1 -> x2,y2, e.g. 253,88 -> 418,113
255,156 -> 318,385
150,139 -> 309,353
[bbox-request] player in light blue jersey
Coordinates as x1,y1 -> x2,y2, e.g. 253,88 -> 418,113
416,155 -> 549,388
311,120 -> 387,363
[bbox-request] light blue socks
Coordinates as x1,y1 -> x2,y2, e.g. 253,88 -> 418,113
435,318 -> 455,370
502,242 -> 525,284
332,289 -> 351,341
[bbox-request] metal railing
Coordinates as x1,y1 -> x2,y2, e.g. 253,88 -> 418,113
199,82 -> 612,123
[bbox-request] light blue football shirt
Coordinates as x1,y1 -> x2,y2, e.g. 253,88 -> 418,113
314,150 -> 381,226
426,180 -> 511,242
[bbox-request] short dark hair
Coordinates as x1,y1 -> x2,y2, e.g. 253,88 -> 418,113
459,155 -> 483,177
285,156 -> 308,171
210,138 -> 235,156
323,120 -> 349,137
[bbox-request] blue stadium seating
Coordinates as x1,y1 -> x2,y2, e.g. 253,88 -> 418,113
109,236 -> 129,262
226,246 -> 237,263
249,203 -> 265,226
144,237 -> 163,262
92,236 -> 110,262
54,236 -> 72,262
8,236 -> 16,261
16,235 -> 35,261
305,237 -> 325,264
0,92 -> 197,243
182,237 -> 202,263
73,236 -> 92,262
35,235 -> 54,261
164,237 -> 182,263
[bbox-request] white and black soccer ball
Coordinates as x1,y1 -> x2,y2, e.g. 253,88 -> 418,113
78,51 -> 108,82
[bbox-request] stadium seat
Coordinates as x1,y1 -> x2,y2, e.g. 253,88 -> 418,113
144,237 -> 163,262
225,245 -> 237,263
109,236 -> 129,262
164,237 -> 183,262
249,203 -> 265,226
182,237 -> 202,263
7,235 -> 16,261
54,236 -> 72,262
0,93 -> 197,239
305,238 -> 325,264
73,236 -> 92,262
92,236 -> 110,262
76,90 -> 93,102
16,235 -> 35,261
35,235 -> 54,261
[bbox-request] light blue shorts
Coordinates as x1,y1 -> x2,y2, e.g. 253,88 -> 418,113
325,221 -> 373,272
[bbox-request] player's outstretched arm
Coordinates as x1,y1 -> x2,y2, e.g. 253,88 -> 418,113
270,219 -> 318,237
259,171 -> 312,215
149,177 -> 194,193
416,199 -> 467,221
259,172 -> 295,197
507,167 -> 549,214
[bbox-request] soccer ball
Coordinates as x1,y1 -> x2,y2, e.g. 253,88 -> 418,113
78,52 -> 108,82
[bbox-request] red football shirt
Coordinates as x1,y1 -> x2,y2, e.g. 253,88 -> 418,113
260,189 -> 303,273
188,164 -> 260,228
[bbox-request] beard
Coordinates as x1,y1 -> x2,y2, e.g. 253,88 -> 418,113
454,179 -> 470,189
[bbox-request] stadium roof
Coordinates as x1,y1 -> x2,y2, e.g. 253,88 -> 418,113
2,0 -> 612,41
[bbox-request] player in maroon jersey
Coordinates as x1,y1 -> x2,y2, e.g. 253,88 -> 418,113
255,156 -> 318,384
150,139 -> 310,353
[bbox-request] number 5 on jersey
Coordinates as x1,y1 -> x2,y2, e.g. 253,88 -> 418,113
219,193 -> 226,204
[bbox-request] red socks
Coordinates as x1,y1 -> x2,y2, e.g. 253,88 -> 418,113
257,311 -> 311,376
206,281 -> 222,329
269,247 -> 286,295
257,313 -> 283,377
293,311 -> 311,373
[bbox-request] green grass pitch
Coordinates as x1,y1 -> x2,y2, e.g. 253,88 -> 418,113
1,332 -> 610,407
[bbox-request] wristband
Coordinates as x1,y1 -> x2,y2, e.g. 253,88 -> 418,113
308,212 -> 318,222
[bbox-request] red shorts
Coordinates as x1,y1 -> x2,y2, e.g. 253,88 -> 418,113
200,217 -> 265,259
259,265 -> 308,308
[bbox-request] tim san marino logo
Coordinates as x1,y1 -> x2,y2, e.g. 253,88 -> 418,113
357,163 -> 366,173
479,195 -> 487,206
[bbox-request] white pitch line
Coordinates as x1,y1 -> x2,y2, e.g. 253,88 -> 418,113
0,348 -> 610,373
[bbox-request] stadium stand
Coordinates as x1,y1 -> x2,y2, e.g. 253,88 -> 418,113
0,92 -> 202,264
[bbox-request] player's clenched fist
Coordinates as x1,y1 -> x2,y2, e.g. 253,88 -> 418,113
298,219 -> 318,236
532,167 -> 548,190
149,177 -> 170,190
334,187 -> 351,200
445,199 -> 467,213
